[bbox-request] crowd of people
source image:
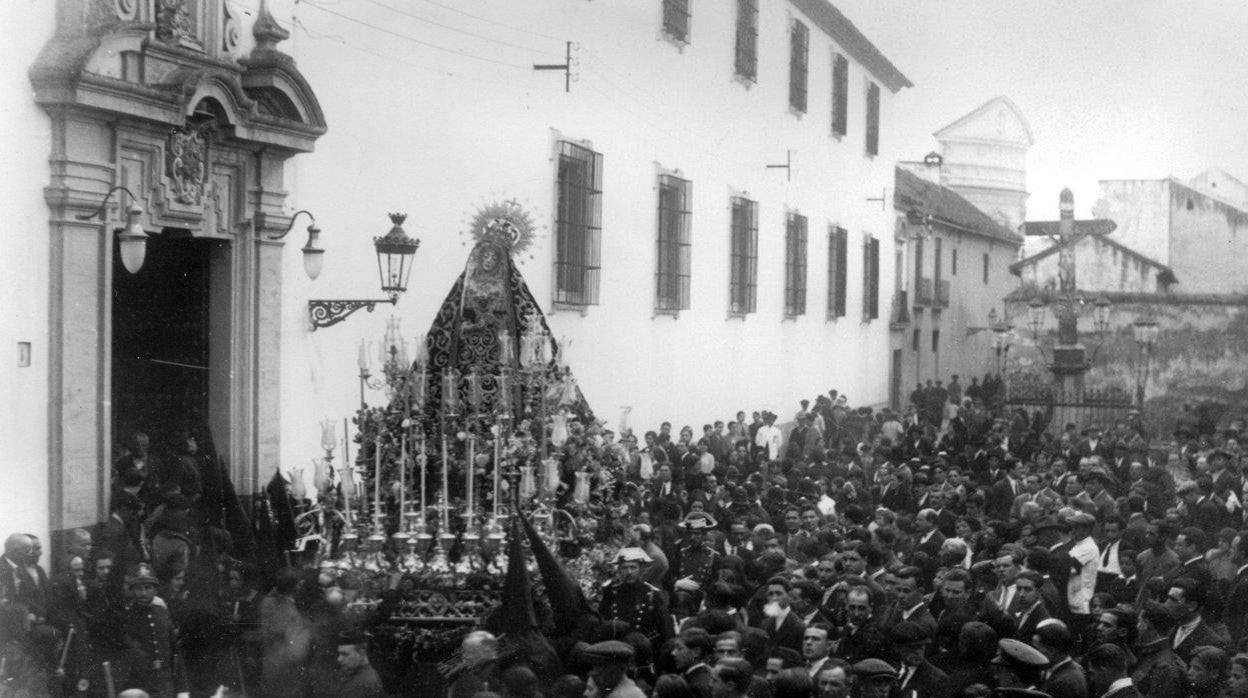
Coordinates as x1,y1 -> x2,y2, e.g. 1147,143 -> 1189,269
4,380 -> 1248,698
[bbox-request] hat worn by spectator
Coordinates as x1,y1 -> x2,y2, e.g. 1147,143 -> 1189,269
994,638 -> 1048,669
1033,517 -> 1069,533
615,547 -> 652,564
1210,447 -> 1234,462
125,563 -> 159,588
681,512 -> 718,530
1066,512 -> 1096,527
852,658 -> 898,681
889,621 -> 929,645
583,640 -> 635,664
1079,468 -> 1111,484
992,689 -> 1054,698
1082,425 -> 1102,436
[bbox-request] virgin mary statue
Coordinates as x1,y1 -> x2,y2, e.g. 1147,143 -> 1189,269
418,201 -> 589,424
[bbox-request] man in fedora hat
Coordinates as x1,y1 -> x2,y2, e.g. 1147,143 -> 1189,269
888,621 -> 948,698
599,547 -> 673,648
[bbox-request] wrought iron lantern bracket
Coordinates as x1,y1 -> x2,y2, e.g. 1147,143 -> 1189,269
308,298 -> 396,330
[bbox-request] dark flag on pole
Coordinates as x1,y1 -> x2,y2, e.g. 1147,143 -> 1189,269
478,514 -> 561,680
518,510 -> 600,641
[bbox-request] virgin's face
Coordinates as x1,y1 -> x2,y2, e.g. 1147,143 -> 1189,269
480,247 -> 501,272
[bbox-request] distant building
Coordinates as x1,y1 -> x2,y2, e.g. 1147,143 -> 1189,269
1010,226 -> 1176,294
1098,174 -> 1248,294
889,167 -> 1023,408
930,96 -> 1034,232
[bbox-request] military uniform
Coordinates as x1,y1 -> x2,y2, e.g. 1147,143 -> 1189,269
598,578 -> 673,645
116,564 -> 183,698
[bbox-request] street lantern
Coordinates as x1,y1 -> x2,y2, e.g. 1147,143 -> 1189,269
375,213 -> 421,302
1092,294 -> 1113,334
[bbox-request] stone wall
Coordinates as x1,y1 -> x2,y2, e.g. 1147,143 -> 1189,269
1004,292 -> 1248,438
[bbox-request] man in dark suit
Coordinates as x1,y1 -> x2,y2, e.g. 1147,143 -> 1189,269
914,509 -> 946,560
755,576 -> 806,653
889,621 -> 949,698
1087,643 -> 1143,698
838,587 -> 891,664
1074,424 -> 1114,462
1034,623 -> 1089,698
1168,576 -> 1228,664
671,628 -> 715,698
882,566 -> 937,640
986,458 -> 1025,521
1225,534 -> 1248,648
1011,570 -> 1050,641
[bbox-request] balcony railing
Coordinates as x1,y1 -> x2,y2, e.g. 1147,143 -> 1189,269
915,277 -> 934,305
935,279 -> 950,307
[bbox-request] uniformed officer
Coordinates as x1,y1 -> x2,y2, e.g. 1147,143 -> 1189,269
672,512 -> 720,615
598,547 -> 674,650
583,640 -> 646,698
117,563 -> 183,697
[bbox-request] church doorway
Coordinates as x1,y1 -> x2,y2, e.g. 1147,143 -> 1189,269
111,234 -> 225,460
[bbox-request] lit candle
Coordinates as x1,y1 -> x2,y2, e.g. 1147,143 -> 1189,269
498,330 -> 514,365
373,436 -> 382,524
419,439 -> 427,519
493,420 -> 502,518
320,419 -> 336,452
399,433 -> 407,524
415,333 -> 429,367
441,434 -> 450,530
442,369 -> 459,413
466,434 -> 475,519
413,367 -> 428,407
357,339 -> 370,372
467,366 -> 483,410
497,368 -> 511,414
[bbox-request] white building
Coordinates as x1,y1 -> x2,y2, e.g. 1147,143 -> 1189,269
3,0 -> 909,550
930,96 -> 1033,233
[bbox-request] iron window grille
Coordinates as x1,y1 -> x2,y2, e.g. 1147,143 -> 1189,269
662,0 -> 690,43
734,0 -> 758,81
655,174 -> 692,312
831,53 -> 848,136
866,81 -> 880,156
789,20 -> 809,113
729,196 -> 758,315
982,253 -> 989,284
784,212 -> 808,317
863,235 -> 880,320
827,226 -> 848,319
554,141 -> 603,306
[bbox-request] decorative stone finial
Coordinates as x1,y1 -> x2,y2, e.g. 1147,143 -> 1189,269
252,0 -> 290,55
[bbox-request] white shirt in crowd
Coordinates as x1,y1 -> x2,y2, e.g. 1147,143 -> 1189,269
1067,535 -> 1101,614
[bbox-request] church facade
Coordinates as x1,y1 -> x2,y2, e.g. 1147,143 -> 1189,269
4,0 -> 909,546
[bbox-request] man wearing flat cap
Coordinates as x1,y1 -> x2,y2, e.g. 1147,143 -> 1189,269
991,638 -> 1049,690
599,547 -> 673,649
584,640 -> 645,698
851,658 -> 898,698
888,621 -> 948,698
335,630 -> 384,698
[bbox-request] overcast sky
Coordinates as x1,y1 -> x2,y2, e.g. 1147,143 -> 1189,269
835,0 -> 1248,220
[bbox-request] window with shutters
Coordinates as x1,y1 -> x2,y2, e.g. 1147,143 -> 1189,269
655,174 -> 692,313
831,53 -> 848,136
729,196 -> 758,315
827,226 -> 847,319
734,0 -> 758,81
862,235 -> 880,320
789,20 -> 809,113
662,0 -> 690,44
554,141 -> 603,306
983,253 -> 990,284
865,81 -> 880,156
784,212 -> 808,317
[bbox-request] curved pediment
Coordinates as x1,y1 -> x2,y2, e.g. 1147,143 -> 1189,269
934,96 -> 1034,147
